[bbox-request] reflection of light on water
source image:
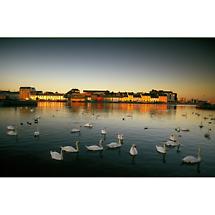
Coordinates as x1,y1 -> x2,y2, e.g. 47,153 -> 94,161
67,102 -> 170,113
37,101 -> 66,108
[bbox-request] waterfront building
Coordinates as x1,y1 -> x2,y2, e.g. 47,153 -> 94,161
133,94 -> 142,102
163,91 -> 177,103
19,87 -> 36,100
141,94 -> 151,103
0,91 -> 19,100
149,89 -> 177,103
83,90 -> 110,96
30,92 -> 66,101
158,96 -> 168,103
70,93 -> 86,102
65,89 -> 80,98
150,96 -> 159,103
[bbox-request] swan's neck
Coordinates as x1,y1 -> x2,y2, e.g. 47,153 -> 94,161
76,142 -> 79,151
197,149 -> 201,159
99,141 -> 103,148
60,149 -> 63,159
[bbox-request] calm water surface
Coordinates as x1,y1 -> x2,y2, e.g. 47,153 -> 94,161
0,102 -> 214,176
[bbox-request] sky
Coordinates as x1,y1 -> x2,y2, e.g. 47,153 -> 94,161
0,38 -> 214,101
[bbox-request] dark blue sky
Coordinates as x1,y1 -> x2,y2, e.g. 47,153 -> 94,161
0,38 -> 214,101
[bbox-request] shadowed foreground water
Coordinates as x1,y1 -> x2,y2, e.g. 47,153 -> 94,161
0,102 -> 214,177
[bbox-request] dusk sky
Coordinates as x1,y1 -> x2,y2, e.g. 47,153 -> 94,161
0,38 -> 214,101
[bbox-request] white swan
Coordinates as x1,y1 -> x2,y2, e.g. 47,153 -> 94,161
182,148 -> 201,164
71,127 -> 81,133
86,139 -> 103,151
175,127 -> 180,132
7,130 -> 18,136
156,144 -> 166,154
34,127 -> 40,137
101,128 -> 107,135
61,141 -> 80,153
129,144 -> 138,156
117,133 -> 124,141
50,149 -> 63,160
34,131 -> 40,137
84,123 -> 93,128
169,134 -> 177,142
107,139 -> 122,149
181,128 -> 190,132
7,125 -> 15,130
165,139 -> 180,147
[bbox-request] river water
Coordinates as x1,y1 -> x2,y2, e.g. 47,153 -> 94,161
0,102 -> 214,176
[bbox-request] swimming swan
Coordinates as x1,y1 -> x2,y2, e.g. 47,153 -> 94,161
50,149 -> 63,160
107,139 -> 122,149
182,148 -> 201,164
129,144 -> 138,156
61,141 -> 80,153
86,139 -> 103,151
156,144 -> 166,154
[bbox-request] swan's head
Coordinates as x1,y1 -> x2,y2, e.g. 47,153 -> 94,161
132,144 -> 136,148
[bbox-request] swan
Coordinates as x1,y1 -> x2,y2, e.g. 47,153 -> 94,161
169,134 -> 177,142
107,139 -> 122,149
50,149 -> 63,160
181,128 -> 190,132
165,139 -> 180,147
7,125 -> 15,130
182,148 -> 201,164
129,144 -> 138,156
34,129 -> 40,137
156,144 -> 166,154
86,139 -> 103,151
7,130 -> 18,136
101,128 -> 107,135
61,141 -> 80,153
117,133 -> 124,141
71,127 -> 81,133
204,129 -> 210,138
84,123 -> 93,128
175,127 -> 180,132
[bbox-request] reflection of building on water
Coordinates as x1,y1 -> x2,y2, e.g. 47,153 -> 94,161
66,102 -> 177,116
37,101 -> 66,108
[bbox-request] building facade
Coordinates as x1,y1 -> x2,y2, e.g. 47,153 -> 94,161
30,92 -> 66,101
19,87 -> 36,100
